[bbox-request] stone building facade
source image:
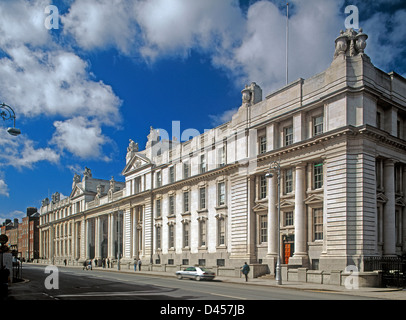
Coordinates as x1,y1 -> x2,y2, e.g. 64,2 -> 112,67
38,29 -> 406,283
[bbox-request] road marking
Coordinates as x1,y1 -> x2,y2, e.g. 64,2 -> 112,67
56,289 -> 174,298
209,292 -> 247,300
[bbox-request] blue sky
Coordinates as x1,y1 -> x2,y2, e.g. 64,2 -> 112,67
0,0 -> 405,223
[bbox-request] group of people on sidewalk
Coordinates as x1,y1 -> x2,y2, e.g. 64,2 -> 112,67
133,258 -> 142,271
82,258 -> 115,270
80,258 -> 143,271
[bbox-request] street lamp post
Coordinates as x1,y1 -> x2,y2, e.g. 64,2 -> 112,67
265,160 -> 282,285
0,103 -> 21,136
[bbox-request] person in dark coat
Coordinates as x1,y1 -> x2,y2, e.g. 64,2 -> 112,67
241,262 -> 250,282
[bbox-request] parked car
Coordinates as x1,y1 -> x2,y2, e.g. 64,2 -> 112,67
176,266 -> 216,281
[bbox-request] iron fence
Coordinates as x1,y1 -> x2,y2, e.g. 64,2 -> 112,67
364,256 -> 406,287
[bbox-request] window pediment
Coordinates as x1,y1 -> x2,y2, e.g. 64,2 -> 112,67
304,194 -> 323,205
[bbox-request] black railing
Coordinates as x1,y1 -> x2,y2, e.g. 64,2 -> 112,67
364,256 -> 406,287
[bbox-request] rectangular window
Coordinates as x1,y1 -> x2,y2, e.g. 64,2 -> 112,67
134,177 -> 141,193
200,154 -> 206,173
156,226 -> 161,249
218,182 -> 226,206
397,120 -> 401,138
183,161 -> 190,179
199,187 -> 206,210
199,219 -> 206,246
169,166 -> 175,183
395,164 -> 402,194
284,126 -> 293,146
314,163 -> 323,189
313,115 -> 324,136
168,224 -> 175,248
259,175 -> 267,199
376,159 -> 383,189
218,218 -> 225,246
313,208 -> 323,240
183,223 -> 190,248
217,259 -> 225,267
259,136 -> 267,154
376,112 -> 381,129
169,195 -> 175,215
218,146 -> 226,167
156,199 -> 161,218
183,192 -> 189,213
284,168 -> 293,193
285,211 -> 294,226
156,171 -> 162,187
259,215 -> 267,243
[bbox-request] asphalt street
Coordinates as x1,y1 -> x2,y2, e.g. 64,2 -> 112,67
8,264 -> 379,301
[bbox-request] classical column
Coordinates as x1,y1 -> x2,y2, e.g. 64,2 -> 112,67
403,165 -> 406,251
132,207 -> 137,258
71,222 -> 76,260
79,219 -> 86,261
95,216 -> 101,264
267,173 -> 278,256
85,219 -> 90,259
108,213 -> 116,259
290,162 -> 308,267
383,159 -> 396,256
50,226 -> 55,263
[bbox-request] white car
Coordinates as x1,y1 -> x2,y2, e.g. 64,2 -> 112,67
176,266 -> 216,281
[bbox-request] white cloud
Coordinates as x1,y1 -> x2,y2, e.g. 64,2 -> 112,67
362,9 -> 406,73
62,0 -> 244,61
0,0 -> 51,48
0,46 -> 122,126
62,0 -> 139,54
0,130 -> 60,170
212,0 -> 345,95
0,210 -> 25,224
0,0 -> 123,168
61,0 -> 405,96
133,0 -> 244,61
0,178 -> 9,197
209,107 -> 238,127
51,117 -> 111,160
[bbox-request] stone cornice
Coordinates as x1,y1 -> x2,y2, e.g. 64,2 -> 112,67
357,125 -> 406,152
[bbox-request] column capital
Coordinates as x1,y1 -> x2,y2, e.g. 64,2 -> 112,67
292,161 -> 307,169
384,158 -> 397,167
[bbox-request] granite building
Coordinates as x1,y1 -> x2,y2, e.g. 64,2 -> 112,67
38,29 -> 406,285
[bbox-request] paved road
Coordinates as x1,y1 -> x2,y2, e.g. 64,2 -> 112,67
8,264 -> 378,301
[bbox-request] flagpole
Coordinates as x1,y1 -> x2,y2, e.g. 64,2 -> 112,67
286,2 -> 289,85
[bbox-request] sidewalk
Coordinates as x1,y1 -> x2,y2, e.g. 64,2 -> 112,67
36,263 -> 406,300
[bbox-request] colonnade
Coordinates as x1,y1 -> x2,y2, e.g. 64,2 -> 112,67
266,162 -> 310,266
39,206 -> 146,265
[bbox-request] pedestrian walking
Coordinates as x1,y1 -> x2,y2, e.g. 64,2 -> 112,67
137,259 -> 142,271
241,262 -> 250,282
134,259 -> 137,271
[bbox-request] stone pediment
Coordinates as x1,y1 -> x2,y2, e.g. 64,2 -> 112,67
304,194 -> 323,205
122,153 -> 152,176
253,202 -> 268,212
280,199 -> 295,208
70,184 -> 84,199
395,197 -> 406,207
377,193 -> 388,204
